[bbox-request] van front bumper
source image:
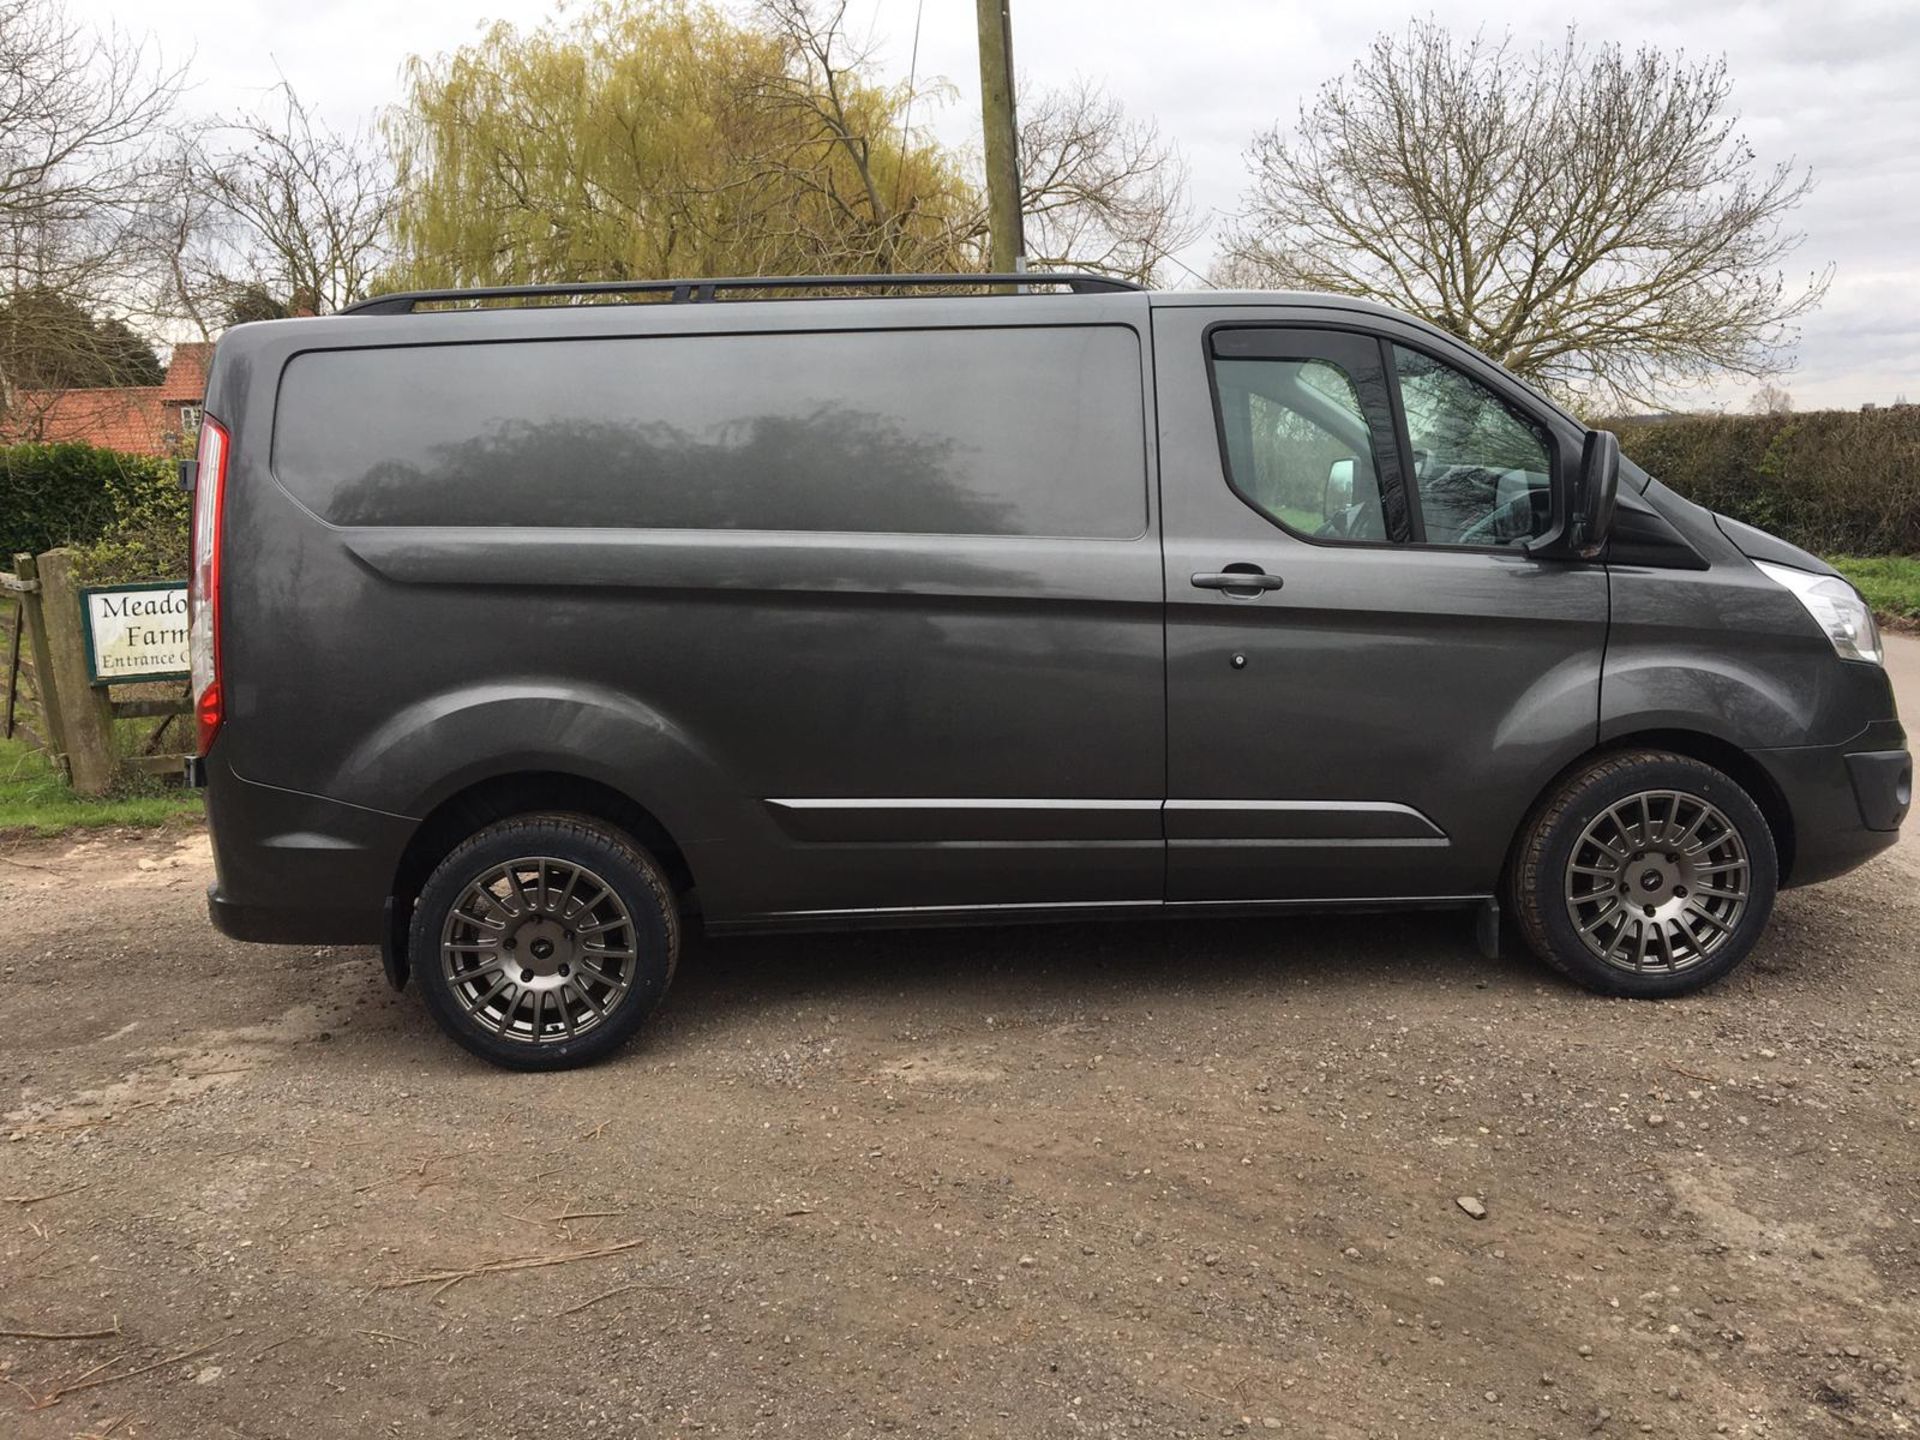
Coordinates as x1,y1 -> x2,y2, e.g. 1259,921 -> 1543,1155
1755,720 -> 1909,887
203,752 -> 413,945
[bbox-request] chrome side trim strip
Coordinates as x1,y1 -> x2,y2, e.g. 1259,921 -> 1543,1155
1167,837 -> 1448,848
1165,798 -> 1447,843
1166,799 -> 1432,814
765,798 -> 1160,810
761,797 -> 1448,844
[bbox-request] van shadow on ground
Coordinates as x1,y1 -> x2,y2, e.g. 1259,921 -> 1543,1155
658,906 -> 1540,1033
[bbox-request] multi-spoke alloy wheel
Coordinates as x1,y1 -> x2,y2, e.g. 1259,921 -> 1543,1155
441,857 -> 637,1044
1513,750 -> 1777,998
412,814 -> 680,1070
1563,791 -> 1750,974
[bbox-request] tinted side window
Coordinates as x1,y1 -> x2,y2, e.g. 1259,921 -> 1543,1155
1211,351 -> 1396,543
273,326 -> 1146,539
1392,345 -> 1554,547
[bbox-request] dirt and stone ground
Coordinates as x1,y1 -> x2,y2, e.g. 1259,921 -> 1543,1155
3,642 -> 1917,1439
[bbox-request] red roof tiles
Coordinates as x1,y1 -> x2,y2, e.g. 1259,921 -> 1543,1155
157,342 -> 212,403
2,341 -> 208,456
2,387 -> 171,453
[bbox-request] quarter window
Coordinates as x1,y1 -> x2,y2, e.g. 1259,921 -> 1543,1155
1392,346 -> 1554,547
1211,352 -> 1396,543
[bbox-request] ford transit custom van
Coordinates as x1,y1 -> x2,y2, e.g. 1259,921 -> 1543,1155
186,273 -> 1910,1069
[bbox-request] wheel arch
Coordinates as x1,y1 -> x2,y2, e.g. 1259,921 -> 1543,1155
383,770 -> 697,990
1506,729 -> 1796,890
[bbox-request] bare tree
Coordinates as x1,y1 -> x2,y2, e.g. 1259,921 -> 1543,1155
158,82 -> 395,329
1013,77 -> 1201,283
1750,382 -> 1793,416
1219,22 -> 1830,407
0,0 -> 182,401
747,5 -> 1200,282
744,0 -> 974,275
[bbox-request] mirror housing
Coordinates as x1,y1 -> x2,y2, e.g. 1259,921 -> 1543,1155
1570,430 -> 1620,558
1323,458 -> 1355,518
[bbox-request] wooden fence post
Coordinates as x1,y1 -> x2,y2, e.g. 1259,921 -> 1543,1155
2,591 -> 19,738
11,551 -> 67,769
34,547 -> 118,796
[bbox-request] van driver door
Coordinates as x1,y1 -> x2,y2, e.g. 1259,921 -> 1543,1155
1152,305 -> 1610,905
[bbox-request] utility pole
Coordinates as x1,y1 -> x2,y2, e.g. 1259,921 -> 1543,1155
975,0 -> 1023,273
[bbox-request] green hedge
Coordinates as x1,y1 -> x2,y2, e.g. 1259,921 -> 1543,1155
1612,408 -> 1920,557
0,442 -> 187,585
70,465 -> 191,586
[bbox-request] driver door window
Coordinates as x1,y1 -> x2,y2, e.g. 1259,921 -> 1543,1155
1392,345 -> 1555,547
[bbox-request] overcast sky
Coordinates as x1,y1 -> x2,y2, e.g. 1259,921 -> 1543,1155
72,0 -> 1920,409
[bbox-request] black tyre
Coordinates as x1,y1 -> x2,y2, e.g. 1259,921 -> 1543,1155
410,813 -> 679,1070
1511,750 -> 1778,998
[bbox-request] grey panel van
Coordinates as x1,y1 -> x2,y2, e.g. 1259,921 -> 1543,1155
186,273 -> 1911,1069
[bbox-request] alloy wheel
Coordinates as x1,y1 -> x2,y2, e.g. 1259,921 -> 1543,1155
1562,789 -> 1751,974
439,857 -> 637,1044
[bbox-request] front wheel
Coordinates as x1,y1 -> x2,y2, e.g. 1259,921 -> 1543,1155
1511,750 -> 1778,997
410,814 -> 680,1069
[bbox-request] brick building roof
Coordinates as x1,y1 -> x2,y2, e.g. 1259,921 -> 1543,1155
3,341 -> 209,456
156,342 -> 213,403
4,388 -> 171,453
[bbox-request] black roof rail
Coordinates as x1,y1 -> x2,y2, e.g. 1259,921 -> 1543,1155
340,271 -> 1144,315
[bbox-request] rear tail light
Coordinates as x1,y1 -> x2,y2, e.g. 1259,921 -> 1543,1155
189,417 -> 229,753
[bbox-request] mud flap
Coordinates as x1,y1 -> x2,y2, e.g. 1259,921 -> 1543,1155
380,895 -> 411,990
1474,898 -> 1501,960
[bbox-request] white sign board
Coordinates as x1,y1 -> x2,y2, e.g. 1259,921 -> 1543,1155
81,583 -> 190,684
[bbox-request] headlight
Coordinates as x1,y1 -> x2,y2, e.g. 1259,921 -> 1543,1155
1755,560 -> 1883,666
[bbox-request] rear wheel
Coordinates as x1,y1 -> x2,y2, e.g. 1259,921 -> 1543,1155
1512,750 -> 1778,997
410,813 -> 679,1069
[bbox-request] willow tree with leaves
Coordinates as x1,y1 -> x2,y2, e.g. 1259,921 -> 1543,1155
385,0 -> 977,287
1219,23 -> 1829,406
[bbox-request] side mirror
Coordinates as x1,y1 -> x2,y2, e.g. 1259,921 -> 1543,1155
1323,458 -> 1355,517
1572,430 -> 1620,558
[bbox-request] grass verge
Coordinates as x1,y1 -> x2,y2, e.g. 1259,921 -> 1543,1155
0,734 -> 202,837
1829,555 -> 1920,629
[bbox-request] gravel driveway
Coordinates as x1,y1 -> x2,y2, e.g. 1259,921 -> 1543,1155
3,640 -> 1916,1439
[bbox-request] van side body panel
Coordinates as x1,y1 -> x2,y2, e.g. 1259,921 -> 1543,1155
205,296 -> 1167,930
